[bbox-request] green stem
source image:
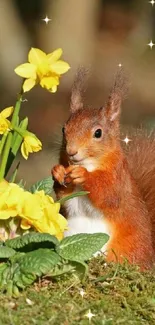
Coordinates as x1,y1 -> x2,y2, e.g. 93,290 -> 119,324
11,90 -> 23,128
0,132 -> 13,180
0,130 -> 9,155
0,85 -> 24,180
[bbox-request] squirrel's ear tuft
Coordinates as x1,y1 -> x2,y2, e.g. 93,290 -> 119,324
105,68 -> 129,122
70,67 -> 89,113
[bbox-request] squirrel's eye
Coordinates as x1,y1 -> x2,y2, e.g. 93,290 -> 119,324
62,127 -> 65,134
94,129 -> 102,138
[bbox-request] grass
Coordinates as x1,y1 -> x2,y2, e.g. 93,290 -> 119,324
0,256 -> 155,325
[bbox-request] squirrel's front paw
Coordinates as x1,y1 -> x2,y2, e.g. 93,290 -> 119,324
52,164 -> 66,185
65,165 -> 88,185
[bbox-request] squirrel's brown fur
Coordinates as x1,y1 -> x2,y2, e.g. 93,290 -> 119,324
125,130 -> 155,250
52,68 -> 155,269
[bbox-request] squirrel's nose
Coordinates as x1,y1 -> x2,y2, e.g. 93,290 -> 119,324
67,147 -> 78,158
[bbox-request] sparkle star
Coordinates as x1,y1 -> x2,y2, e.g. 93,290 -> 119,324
118,63 -> 122,67
149,0 -> 155,6
123,136 -> 132,145
85,309 -> 96,323
79,289 -> 86,298
148,40 -> 155,49
42,15 -> 51,25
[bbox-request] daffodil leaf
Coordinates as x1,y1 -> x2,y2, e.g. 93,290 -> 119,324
57,191 -> 89,204
9,161 -> 20,183
0,246 -> 16,258
16,248 -> 61,277
11,117 -> 28,156
5,118 -> 28,177
57,233 -> 109,262
29,176 -> 54,194
18,179 -> 26,189
5,232 -> 59,250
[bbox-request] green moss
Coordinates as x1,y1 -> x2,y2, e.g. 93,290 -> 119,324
0,256 -> 155,325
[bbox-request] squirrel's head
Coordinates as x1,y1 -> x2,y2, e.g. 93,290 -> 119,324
63,68 -> 128,171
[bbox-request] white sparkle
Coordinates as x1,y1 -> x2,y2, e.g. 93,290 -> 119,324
147,40 -> 155,49
122,136 -> 132,145
118,63 -> 122,67
42,15 -> 51,25
149,0 -> 155,6
85,309 -> 96,323
79,289 -> 86,298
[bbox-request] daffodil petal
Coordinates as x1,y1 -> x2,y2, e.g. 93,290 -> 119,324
26,135 -> 42,149
50,85 -> 57,93
1,106 -> 14,118
0,119 -> 10,134
47,48 -> 63,64
21,142 -> 29,160
23,78 -> 36,93
40,76 -> 59,90
28,48 -> 47,65
50,61 -> 70,75
14,63 -> 37,79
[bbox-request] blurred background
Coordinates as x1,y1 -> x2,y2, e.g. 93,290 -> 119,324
0,0 -> 155,184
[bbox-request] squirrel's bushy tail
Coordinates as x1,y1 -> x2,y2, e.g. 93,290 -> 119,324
125,129 -> 155,249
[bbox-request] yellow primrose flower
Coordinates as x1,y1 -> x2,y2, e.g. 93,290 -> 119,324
0,106 -> 14,134
0,180 -> 67,240
20,190 -> 68,240
0,180 -> 24,219
21,134 -> 42,160
14,48 -> 70,93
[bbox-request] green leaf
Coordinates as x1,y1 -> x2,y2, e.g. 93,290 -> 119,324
11,117 -> 28,156
57,191 -> 89,204
18,179 -> 26,189
29,176 -> 54,195
6,232 -> 59,250
9,161 -> 20,183
47,260 -> 88,280
0,246 -> 16,258
18,248 -> 61,277
11,115 -> 19,146
57,233 -> 109,262
5,117 -> 28,177
71,260 -> 88,280
46,262 -> 76,277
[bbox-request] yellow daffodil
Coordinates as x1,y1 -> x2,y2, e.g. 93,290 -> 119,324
0,106 -> 14,134
14,48 -> 70,93
21,134 -> 42,160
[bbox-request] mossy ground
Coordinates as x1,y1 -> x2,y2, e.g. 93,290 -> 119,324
0,256 -> 155,325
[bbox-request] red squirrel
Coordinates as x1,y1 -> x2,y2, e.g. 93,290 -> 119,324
52,68 -> 155,269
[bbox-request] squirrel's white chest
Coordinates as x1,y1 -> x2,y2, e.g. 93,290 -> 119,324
64,194 -> 110,238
